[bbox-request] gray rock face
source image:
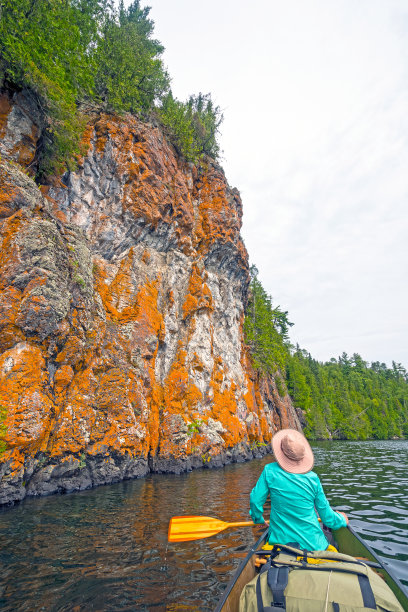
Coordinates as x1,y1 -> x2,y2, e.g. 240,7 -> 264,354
0,98 -> 302,505
0,89 -> 41,168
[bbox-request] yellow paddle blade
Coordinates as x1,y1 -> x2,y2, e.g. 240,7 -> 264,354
168,515 -> 255,542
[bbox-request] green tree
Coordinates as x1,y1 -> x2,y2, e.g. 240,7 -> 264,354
158,91 -> 223,162
244,266 -> 293,375
0,0 -> 106,175
94,0 -> 169,113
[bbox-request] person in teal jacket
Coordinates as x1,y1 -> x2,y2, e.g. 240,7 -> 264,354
249,428 -> 348,551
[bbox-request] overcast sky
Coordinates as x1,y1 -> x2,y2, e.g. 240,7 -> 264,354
139,0 -> 408,369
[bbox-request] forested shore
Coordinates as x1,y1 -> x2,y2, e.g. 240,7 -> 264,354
244,267 -> 408,440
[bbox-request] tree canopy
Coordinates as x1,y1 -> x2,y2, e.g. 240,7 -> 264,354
94,1 -> 169,114
0,0 -> 223,176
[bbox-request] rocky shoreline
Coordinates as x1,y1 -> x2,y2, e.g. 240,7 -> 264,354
0,442 -> 272,506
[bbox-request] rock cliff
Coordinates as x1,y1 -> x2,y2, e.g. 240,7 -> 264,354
0,88 -> 302,505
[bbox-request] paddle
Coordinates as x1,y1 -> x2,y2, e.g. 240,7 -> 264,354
168,515 -> 257,542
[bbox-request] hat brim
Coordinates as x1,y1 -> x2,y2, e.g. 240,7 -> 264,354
272,429 -> 314,474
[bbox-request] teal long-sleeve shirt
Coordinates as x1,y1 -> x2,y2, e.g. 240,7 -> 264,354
249,462 -> 347,551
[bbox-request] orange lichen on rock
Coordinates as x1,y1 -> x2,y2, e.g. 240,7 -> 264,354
88,115 -> 195,243
94,251 -> 139,322
206,358 -> 244,447
210,382 -> 243,447
0,285 -> 26,352
135,279 -> 165,347
53,365 -> 75,391
194,169 -> 242,250
163,348 -> 202,416
182,263 -> 213,320
0,343 -> 53,457
77,123 -> 96,163
49,359 -> 147,460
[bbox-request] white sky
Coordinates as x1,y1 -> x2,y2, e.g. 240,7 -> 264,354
138,0 -> 408,369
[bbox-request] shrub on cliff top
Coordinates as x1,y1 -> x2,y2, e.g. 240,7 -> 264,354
158,92 -> 223,162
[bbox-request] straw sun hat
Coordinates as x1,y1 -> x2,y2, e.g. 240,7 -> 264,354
272,428 -> 314,474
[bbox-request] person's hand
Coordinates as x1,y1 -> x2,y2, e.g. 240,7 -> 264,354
337,511 -> 349,525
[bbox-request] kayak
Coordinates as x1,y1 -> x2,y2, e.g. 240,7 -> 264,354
214,523 -> 408,612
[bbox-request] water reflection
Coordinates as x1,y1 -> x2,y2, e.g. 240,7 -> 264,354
0,440 -> 407,610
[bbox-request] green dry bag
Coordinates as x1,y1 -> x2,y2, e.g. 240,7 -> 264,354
239,545 -> 404,612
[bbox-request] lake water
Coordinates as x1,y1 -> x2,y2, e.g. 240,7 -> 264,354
0,440 -> 407,611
